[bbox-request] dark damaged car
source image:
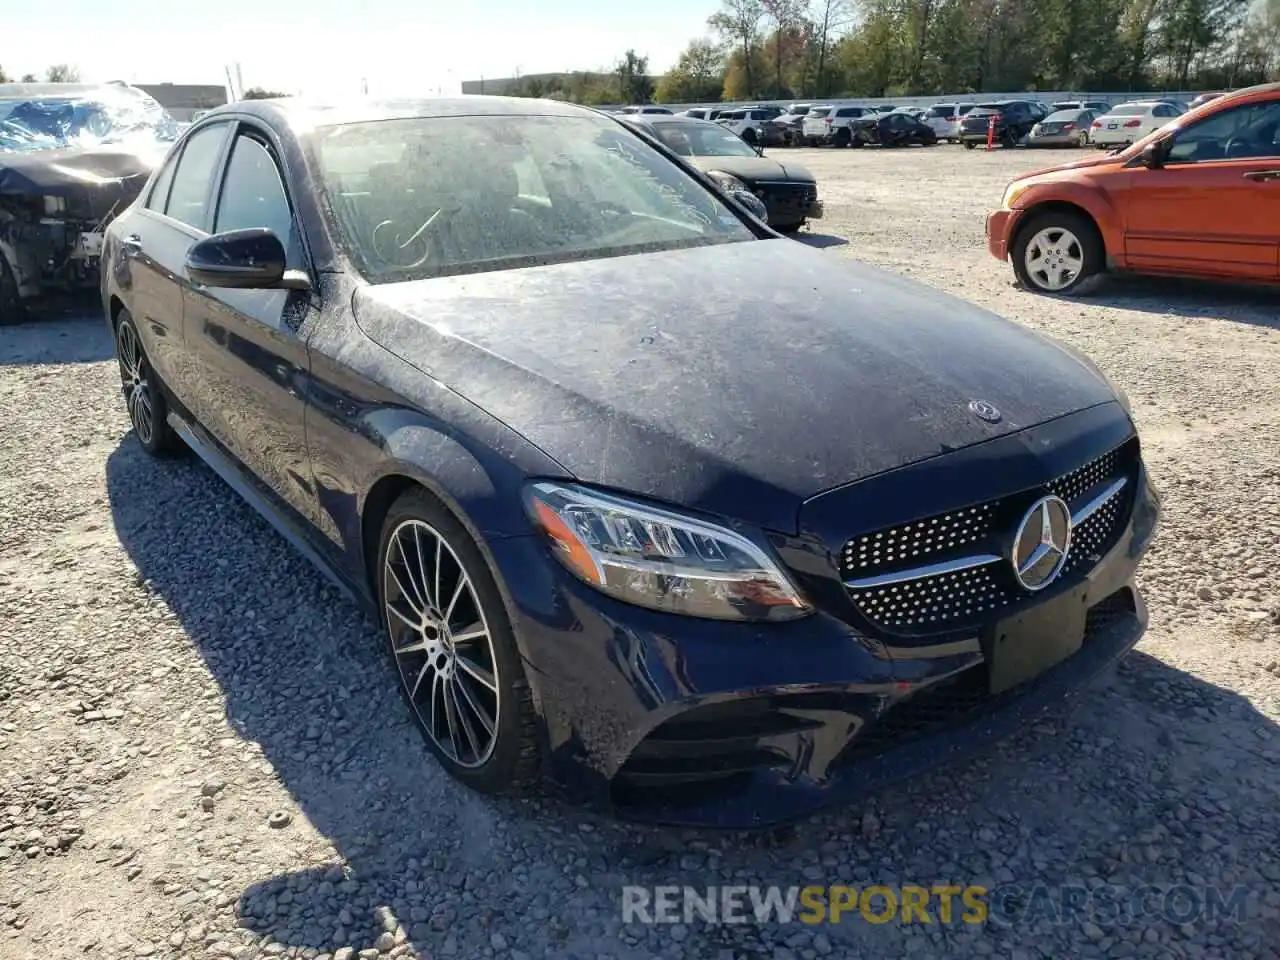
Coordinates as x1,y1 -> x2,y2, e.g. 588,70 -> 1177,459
102,97 -> 1159,827
0,83 -> 176,323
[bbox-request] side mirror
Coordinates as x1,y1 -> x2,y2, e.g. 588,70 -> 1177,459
1141,140 -> 1168,169
185,228 -> 311,291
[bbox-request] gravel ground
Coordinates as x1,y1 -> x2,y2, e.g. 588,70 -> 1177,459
2,145 -> 1279,960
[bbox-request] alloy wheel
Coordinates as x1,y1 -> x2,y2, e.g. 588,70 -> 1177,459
1023,227 -> 1084,292
117,321 -> 155,446
383,519 -> 501,768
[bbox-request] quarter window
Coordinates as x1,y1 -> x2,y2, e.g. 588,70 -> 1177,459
214,133 -> 295,246
164,123 -> 229,230
1167,101 -> 1280,163
145,153 -> 178,213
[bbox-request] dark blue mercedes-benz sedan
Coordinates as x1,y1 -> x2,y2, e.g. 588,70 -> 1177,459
101,96 -> 1158,827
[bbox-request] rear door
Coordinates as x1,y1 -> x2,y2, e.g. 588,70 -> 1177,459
1124,98 -> 1280,280
116,121 -> 233,405
181,122 -> 321,524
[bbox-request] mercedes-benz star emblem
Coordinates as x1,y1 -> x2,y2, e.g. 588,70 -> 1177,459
968,399 -> 1002,423
1011,495 -> 1072,591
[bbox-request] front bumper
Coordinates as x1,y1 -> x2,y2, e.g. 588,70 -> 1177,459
493,412 -> 1158,827
986,208 -> 1021,261
756,184 -> 823,227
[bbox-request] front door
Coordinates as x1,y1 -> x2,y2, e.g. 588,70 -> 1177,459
181,124 -> 319,528
1124,98 -> 1280,280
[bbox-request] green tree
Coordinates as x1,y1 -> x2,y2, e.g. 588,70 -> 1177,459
655,39 -> 727,102
242,87 -> 288,99
809,0 -> 852,96
762,0 -> 805,96
615,49 -> 655,103
45,64 -> 81,82
20,73 -> 38,83
709,0 -> 764,97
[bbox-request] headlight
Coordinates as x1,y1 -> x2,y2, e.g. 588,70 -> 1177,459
706,170 -> 748,193
1001,181 -> 1030,209
524,481 -> 812,621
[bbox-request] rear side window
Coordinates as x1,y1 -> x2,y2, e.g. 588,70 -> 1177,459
164,123 -> 229,230
924,106 -> 952,118
836,108 -> 862,118
213,133 -> 294,245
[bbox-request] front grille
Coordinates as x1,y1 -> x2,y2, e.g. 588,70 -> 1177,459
841,440 -> 1137,636
758,182 -> 818,209
839,589 -> 1135,766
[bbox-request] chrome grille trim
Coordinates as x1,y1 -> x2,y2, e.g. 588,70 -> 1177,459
842,475 -> 1129,591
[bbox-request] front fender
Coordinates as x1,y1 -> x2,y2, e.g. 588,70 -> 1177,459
1012,180 -> 1125,261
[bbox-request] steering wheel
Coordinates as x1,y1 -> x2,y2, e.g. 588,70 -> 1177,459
1222,135 -> 1254,159
370,207 -> 453,269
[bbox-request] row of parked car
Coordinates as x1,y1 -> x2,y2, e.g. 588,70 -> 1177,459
619,92 -> 1231,152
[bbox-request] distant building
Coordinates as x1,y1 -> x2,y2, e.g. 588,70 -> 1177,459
135,83 -> 228,121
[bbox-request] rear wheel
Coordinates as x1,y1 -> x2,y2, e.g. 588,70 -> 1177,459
834,128 -> 851,148
742,127 -> 758,146
378,488 -> 541,795
115,311 -> 182,456
1012,211 -> 1104,296
1076,130 -> 1089,147
0,254 -> 23,326
963,140 -> 977,150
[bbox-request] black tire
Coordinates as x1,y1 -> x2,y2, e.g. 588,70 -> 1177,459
377,487 -> 541,796
114,310 -> 183,456
0,254 -> 24,326
963,140 -> 977,150
776,222 -> 804,234
742,127 -> 758,146
1011,210 -> 1105,297
834,128 -> 851,148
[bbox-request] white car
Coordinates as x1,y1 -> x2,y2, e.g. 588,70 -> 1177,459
800,104 -> 874,146
716,107 -> 783,146
922,102 -> 976,141
1089,101 -> 1182,149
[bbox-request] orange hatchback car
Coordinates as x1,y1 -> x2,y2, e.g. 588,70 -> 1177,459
986,82 -> 1280,295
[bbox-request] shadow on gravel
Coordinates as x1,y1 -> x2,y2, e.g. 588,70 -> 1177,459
104,434 -> 1280,958
0,294 -> 114,366
794,232 -> 849,249
1078,275 -> 1280,330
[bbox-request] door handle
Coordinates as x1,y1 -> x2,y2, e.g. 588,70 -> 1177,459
121,234 -> 143,255
1242,170 -> 1280,182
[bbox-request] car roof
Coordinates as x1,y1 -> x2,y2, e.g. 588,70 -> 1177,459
199,95 -> 604,132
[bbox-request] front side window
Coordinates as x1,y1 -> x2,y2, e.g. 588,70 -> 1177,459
1166,100 -> 1280,163
214,133 -> 295,246
314,114 -> 756,283
165,123 -> 230,230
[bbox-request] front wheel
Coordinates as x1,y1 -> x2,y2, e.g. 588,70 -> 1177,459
963,140 -> 977,150
1011,211 -> 1104,296
115,311 -> 182,455
378,489 -> 541,795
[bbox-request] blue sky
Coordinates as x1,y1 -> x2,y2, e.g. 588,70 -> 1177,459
5,0 -> 712,96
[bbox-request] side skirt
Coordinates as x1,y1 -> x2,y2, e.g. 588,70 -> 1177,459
166,411 -> 368,609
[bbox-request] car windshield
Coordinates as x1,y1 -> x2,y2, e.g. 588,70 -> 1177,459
1044,110 -> 1086,123
1107,104 -> 1149,116
651,123 -> 758,157
924,106 -> 953,117
0,88 -> 180,153
968,105 -> 1003,117
314,114 -> 756,284
784,105 -> 809,116
806,107 -> 833,117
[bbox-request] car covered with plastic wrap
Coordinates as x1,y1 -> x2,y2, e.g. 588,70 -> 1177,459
0,82 -> 178,323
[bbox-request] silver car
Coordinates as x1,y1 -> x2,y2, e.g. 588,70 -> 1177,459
1026,109 -> 1097,147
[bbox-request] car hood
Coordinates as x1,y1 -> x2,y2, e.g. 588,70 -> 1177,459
354,240 -> 1117,532
686,156 -> 814,183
